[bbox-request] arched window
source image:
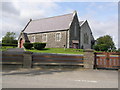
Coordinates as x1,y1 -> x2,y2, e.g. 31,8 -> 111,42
74,22 -> 77,37
84,33 -> 89,44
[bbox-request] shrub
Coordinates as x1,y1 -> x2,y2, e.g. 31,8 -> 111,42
33,42 -> 46,50
0,43 -> 17,47
93,45 -> 99,51
23,42 -> 33,49
93,44 -> 108,51
116,48 -> 120,52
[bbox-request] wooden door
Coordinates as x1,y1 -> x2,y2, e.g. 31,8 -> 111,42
20,38 -> 24,48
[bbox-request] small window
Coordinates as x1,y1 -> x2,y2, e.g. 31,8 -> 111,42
42,34 -> 47,42
31,36 -> 35,42
56,33 -> 61,41
74,23 -> 77,37
84,33 -> 89,44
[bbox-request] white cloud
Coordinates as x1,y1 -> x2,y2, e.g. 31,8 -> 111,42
1,1 -> 59,40
2,2 -> 20,15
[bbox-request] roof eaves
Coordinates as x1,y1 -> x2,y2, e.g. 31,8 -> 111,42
22,19 -> 32,32
27,29 -> 69,35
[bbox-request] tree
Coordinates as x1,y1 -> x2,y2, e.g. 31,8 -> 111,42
117,48 -> 120,52
2,32 -> 17,44
93,35 -> 116,51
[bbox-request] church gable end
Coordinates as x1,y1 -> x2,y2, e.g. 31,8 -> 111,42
80,20 -> 94,49
69,11 -> 81,48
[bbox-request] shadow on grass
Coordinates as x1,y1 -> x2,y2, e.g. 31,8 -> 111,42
28,48 -> 50,50
41,48 -> 50,50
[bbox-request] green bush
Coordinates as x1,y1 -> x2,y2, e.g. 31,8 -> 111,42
116,48 -> 120,52
23,42 -> 33,49
93,44 -> 108,51
0,43 -> 17,47
33,42 -> 46,50
93,45 -> 99,51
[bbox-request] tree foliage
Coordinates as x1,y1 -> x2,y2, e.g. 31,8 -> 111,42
93,35 -> 116,51
2,32 -> 17,44
117,48 -> 120,52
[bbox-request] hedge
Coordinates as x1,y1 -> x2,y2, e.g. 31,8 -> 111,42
33,42 -> 46,50
0,43 -> 18,47
23,42 -> 33,49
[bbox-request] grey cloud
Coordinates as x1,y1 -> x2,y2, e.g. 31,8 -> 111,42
2,2 -> 20,16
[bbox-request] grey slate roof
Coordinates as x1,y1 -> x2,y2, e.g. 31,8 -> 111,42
24,13 -> 74,33
79,21 -> 84,26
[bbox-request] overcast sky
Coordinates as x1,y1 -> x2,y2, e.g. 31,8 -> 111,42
1,0 -> 119,48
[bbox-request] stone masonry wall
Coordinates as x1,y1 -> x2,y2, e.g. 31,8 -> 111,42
80,21 -> 92,49
27,30 -> 68,48
84,49 -> 95,69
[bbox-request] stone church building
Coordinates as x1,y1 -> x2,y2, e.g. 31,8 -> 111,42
18,11 -> 94,49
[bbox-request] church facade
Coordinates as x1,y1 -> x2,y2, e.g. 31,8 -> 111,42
18,11 -> 94,49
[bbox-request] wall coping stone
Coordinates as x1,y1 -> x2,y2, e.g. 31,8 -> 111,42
33,52 -> 83,56
24,51 -> 33,54
84,49 -> 94,52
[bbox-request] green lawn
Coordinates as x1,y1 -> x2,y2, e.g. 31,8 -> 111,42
26,48 -> 84,54
0,46 -> 16,51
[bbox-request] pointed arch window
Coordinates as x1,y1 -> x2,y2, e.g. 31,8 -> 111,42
74,22 -> 77,37
84,33 -> 89,44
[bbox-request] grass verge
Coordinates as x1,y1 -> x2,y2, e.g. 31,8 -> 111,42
0,46 -> 16,51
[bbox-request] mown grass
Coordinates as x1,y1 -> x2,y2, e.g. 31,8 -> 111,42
0,46 -> 16,51
26,48 -> 84,54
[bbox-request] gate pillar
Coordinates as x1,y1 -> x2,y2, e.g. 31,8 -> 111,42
23,51 -> 33,68
84,49 -> 94,69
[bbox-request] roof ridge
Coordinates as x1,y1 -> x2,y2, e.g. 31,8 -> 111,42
32,12 -> 74,22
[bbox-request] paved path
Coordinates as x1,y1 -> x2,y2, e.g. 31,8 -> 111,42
2,69 -> 118,88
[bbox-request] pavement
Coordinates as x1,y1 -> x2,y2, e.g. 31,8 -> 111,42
1,68 -> 118,88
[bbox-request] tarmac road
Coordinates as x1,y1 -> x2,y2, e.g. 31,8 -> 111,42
1,69 -> 118,88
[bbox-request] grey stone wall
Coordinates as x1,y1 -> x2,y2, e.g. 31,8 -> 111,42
23,51 -> 33,68
27,30 -> 68,48
80,21 -> 93,49
84,49 -> 94,69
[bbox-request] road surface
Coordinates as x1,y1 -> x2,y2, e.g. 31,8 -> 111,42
1,69 -> 118,88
